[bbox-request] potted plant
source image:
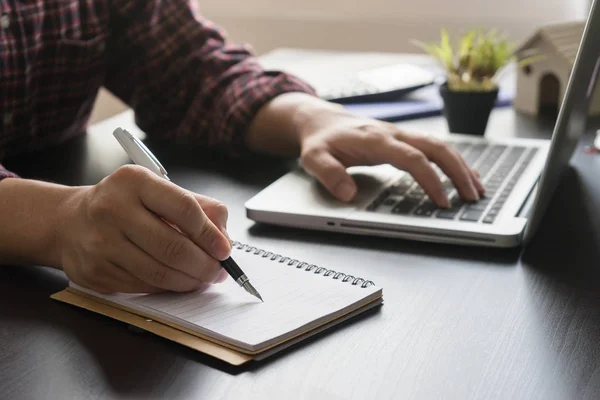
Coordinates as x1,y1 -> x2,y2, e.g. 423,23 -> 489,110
413,28 -> 540,135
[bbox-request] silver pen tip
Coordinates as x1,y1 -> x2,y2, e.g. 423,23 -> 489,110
242,281 -> 264,302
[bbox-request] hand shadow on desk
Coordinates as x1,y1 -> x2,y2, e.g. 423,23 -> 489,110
142,138 -> 295,186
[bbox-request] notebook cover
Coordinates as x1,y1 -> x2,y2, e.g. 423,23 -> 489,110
51,288 -> 252,366
51,288 -> 383,366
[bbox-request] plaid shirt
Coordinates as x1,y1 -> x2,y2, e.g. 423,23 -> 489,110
0,0 -> 315,181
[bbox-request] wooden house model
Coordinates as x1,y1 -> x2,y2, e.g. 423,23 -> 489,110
513,21 -> 600,117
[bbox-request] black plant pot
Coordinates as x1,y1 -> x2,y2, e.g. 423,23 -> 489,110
439,83 -> 499,136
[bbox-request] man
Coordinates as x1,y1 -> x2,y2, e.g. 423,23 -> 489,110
0,1 -> 483,294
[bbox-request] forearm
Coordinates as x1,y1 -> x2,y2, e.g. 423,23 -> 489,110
0,178 -> 79,267
244,92 -> 348,157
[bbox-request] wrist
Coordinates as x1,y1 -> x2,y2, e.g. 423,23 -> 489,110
288,94 -> 348,146
245,92 -> 347,157
0,179 -> 84,268
53,185 -> 89,268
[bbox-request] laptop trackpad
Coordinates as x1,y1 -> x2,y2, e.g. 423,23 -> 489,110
245,164 -> 398,220
312,165 -> 397,207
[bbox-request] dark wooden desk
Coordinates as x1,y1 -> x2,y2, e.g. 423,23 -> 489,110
3,108 -> 600,400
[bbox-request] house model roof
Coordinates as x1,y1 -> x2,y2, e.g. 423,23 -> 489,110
515,20 -> 586,65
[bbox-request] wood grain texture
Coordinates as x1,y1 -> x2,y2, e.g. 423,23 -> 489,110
3,105 -> 600,399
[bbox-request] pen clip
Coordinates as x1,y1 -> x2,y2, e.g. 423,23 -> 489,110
131,134 -> 168,176
113,127 -> 169,178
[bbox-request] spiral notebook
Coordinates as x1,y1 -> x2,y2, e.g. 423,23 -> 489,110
51,241 -> 383,365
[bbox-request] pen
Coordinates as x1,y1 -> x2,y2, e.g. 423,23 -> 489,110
112,127 -> 263,302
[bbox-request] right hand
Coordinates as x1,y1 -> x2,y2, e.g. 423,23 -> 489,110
56,165 -> 232,294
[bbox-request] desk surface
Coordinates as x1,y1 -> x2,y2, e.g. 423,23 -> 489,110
3,105 -> 600,400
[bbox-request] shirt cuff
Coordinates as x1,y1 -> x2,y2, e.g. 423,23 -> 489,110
208,67 -> 318,157
0,165 -> 19,181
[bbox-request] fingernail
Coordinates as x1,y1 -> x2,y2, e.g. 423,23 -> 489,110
441,196 -> 450,208
335,182 -> 356,201
214,268 -> 228,284
478,181 -> 486,194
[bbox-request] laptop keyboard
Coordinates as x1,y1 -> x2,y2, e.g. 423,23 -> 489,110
366,142 -> 539,224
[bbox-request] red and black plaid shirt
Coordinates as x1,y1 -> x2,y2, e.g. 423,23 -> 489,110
0,0 -> 315,181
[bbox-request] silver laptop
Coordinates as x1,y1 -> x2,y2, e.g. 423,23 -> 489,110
245,1 -> 600,248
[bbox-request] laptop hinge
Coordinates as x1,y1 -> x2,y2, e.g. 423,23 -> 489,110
517,179 -> 539,218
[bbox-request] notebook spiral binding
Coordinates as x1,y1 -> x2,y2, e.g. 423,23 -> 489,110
231,241 -> 375,288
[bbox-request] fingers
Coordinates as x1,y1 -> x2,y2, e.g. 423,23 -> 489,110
301,148 -> 357,201
380,140 -> 450,207
447,143 -> 485,195
462,160 -> 486,195
135,170 -> 231,260
73,165 -> 231,295
122,206 -> 225,286
467,167 -> 485,195
397,134 -> 481,202
89,261 -> 167,294
113,232 -> 221,292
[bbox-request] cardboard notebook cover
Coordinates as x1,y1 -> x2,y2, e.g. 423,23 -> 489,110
51,287 -> 383,366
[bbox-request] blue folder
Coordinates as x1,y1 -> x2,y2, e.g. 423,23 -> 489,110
342,83 -> 514,122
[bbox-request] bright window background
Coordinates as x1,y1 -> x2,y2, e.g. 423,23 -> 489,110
198,0 -> 591,54
90,0 -> 593,123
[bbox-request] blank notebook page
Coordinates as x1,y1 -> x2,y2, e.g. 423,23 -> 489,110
70,244 -> 382,352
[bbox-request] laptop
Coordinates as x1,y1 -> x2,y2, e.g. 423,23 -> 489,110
245,1 -> 600,248
258,48 -> 437,104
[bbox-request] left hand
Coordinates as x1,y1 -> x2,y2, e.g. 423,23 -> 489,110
296,108 -> 485,208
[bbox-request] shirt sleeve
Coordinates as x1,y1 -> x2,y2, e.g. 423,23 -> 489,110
104,0 -> 317,156
0,163 -> 18,181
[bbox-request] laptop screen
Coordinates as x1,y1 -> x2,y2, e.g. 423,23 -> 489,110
523,0 -> 600,244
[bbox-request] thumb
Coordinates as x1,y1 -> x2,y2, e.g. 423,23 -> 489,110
301,150 -> 357,202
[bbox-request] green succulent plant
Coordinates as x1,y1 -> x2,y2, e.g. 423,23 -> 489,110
413,28 -> 541,91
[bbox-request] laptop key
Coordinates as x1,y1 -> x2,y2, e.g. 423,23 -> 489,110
486,208 -> 499,217
453,142 -> 470,155
434,195 -> 465,219
443,180 -> 454,188
399,176 -> 415,185
411,187 -> 426,195
414,200 -> 438,216
382,198 -> 397,207
460,210 -> 483,222
450,196 -> 464,207
483,215 -> 496,224
367,201 -> 384,211
391,198 -> 420,214
405,192 -> 425,201
464,144 -> 487,165
466,202 -> 489,211
436,210 -> 459,219
389,182 -> 413,194
476,145 -> 507,177
389,186 -> 410,195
